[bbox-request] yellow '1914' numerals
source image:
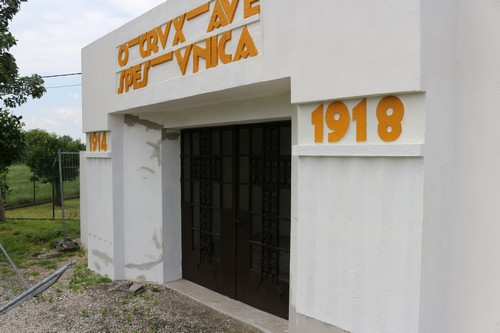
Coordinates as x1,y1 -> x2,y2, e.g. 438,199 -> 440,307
89,132 -> 108,152
311,96 -> 404,143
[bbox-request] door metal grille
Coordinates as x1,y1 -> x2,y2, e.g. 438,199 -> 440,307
181,121 -> 291,319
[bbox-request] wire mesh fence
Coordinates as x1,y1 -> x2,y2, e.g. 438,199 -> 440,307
57,151 -> 81,240
4,167 -> 80,210
0,152 -> 82,310
3,165 -> 52,209
4,153 -> 81,220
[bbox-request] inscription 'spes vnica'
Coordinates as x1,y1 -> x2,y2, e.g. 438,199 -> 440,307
117,0 -> 261,94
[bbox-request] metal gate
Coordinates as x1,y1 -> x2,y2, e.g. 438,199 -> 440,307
181,121 -> 291,319
56,150 -> 80,240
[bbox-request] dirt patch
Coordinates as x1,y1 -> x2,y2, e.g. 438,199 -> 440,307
0,256 -> 260,333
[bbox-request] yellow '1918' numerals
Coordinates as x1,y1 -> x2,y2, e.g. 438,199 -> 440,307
89,132 -> 108,152
311,96 -> 404,143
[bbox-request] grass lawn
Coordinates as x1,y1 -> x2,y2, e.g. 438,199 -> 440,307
0,218 -> 83,301
4,163 -> 80,209
1,198 -> 81,275
6,198 -> 81,220
0,219 -> 81,270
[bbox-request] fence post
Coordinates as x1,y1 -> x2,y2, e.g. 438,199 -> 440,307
58,149 -> 67,241
52,180 -> 55,219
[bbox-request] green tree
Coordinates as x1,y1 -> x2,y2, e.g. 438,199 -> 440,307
0,0 -> 46,221
23,129 -> 84,206
0,109 -> 24,221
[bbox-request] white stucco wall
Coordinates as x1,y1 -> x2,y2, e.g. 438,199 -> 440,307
418,1 -> 500,332
161,129 -> 182,283
153,91 -> 293,129
83,156 -> 114,278
79,152 -> 88,249
291,92 -> 425,333
296,157 -> 423,333
447,1 -> 500,332
121,115 -> 164,282
291,0 -> 421,103
418,0 -> 456,332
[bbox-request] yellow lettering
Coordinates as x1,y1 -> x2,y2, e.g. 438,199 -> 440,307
156,21 -> 172,50
244,0 -> 260,18
172,14 -> 187,46
118,44 -> 129,67
207,1 -> 229,32
139,33 -> 149,58
186,3 -> 211,20
311,105 -> 324,143
118,62 -> 151,94
325,101 -> 350,142
218,30 -> 232,64
128,36 -> 140,47
89,133 -> 95,151
151,52 -> 173,67
174,45 -> 193,75
193,39 -> 212,73
101,132 -> 108,152
138,61 -> 151,88
147,30 -> 159,55
310,96 -> 405,143
139,29 -> 160,58
132,64 -> 142,90
211,35 -> 219,68
125,69 -> 134,93
117,1 -> 262,94
352,99 -> 367,142
221,0 -> 239,23
118,71 -> 125,94
377,96 -> 404,142
207,0 -> 241,32
88,132 -> 108,152
233,26 -> 258,61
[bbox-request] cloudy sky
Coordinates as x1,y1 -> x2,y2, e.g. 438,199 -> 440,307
9,0 -> 166,141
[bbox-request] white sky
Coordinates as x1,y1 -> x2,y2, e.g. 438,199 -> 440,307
9,0 -> 167,141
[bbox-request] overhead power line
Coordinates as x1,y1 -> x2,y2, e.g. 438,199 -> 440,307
41,72 -> 82,79
46,84 -> 82,89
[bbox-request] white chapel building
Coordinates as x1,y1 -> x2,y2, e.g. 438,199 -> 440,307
81,1 -> 500,332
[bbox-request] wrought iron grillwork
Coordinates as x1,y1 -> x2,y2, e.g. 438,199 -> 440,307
250,125 -> 291,283
181,122 -> 291,319
199,131 -> 212,262
182,129 -> 224,265
182,122 -> 291,283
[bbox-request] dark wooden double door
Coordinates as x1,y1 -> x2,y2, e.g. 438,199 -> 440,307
181,121 -> 291,319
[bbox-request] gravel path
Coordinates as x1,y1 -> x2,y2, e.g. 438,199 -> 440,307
0,259 -> 260,333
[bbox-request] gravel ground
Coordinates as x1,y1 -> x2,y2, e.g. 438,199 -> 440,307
0,257 -> 260,333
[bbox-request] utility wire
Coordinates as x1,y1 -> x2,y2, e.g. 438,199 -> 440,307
41,73 -> 81,79
46,84 -> 82,89
40,72 -> 82,89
